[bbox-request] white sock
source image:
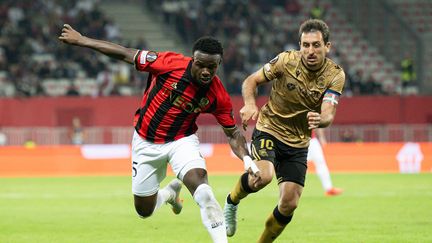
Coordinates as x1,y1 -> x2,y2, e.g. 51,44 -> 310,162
314,157 -> 333,191
154,187 -> 172,212
193,184 -> 227,243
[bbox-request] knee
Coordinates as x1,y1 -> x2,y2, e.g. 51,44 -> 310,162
252,174 -> 272,191
134,204 -> 153,218
278,198 -> 298,215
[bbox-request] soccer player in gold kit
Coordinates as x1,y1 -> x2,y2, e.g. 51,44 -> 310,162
223,19 -> 345,242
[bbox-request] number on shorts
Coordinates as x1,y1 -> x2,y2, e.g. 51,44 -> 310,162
259,138 -> 274,150
132,161 -> 138,177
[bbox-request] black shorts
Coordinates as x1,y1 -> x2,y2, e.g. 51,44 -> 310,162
250,129 -> 308,186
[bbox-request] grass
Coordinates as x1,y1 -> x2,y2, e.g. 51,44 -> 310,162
0,173 -> 431,243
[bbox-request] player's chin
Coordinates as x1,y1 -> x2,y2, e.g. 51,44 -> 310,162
199,78 -> 212,85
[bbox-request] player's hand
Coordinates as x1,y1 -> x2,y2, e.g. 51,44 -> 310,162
239,104 -> 259,131
243,155 -> 260,179
58,24 -> 83,45
307,111 -> 321,129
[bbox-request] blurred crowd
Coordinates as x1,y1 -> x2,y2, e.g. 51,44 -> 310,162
0,0 -> 415,98
152,0 -> 414,96
0,0 -> 148,98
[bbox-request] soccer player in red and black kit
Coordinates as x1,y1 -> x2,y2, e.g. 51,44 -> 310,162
59,24 -> 259,243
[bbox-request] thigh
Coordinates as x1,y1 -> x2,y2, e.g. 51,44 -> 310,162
250,129 -> 277,163
275,142 -> 308,187
131,131 -> 168,197
250,129 -> 277,181
168,134 -> 207,181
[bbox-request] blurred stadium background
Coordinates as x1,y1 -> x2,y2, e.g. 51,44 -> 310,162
1,0 -> 432,242
0,0 -> 432,146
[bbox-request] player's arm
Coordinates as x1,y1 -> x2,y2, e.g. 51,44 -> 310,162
240,69 -> 268,130
308,70 -> 345,129
222,125 -> 260,176
319,96 -> 338,128
58,24 -> 137,64
307,91 -> 339,129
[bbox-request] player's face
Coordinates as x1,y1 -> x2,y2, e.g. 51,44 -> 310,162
191,51 -> 221,85
299,31 -> 331,71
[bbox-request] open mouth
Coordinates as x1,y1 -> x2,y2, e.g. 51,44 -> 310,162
200,77 -> 211,83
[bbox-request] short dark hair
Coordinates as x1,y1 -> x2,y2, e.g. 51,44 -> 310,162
192,36 -> 223,56
299,19 -> 330,44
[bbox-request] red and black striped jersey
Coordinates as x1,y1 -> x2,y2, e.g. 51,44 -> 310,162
133,50 -> 235,144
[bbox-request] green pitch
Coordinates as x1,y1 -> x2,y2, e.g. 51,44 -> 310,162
1,173 -> 431,243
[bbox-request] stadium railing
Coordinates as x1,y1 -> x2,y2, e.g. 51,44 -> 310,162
1,124 -> 431,145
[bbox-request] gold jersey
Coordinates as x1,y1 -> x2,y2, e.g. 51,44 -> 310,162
257,50 -> 345,148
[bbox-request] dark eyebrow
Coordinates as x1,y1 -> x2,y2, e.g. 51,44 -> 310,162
303,41 -> 321,45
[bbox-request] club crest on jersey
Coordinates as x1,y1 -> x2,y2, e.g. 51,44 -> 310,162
316,76 -> 326,89
287,83 -> 296,91
199,97 -> 210,107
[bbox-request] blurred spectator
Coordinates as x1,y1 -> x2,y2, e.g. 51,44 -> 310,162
310,0 -> 326,19
70,116 -> 85,145
285,0 -> 301,16
66,82 -> 80,96
340,129 -> 357,142
400,55 -> 416,95
96,66 -> 114,96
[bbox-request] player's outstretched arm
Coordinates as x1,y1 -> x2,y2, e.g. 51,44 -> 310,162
58,24 -> 138,64
222,126 -> 260,177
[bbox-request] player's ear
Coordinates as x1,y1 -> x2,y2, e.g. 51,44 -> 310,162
325,42 -> 331,53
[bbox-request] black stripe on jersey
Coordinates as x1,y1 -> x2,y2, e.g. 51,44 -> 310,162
205,99 -> 218,113
144,72 -> 176,142
135,72 -> 171,135
143,73 -> 152,94
166,62 -> 210,141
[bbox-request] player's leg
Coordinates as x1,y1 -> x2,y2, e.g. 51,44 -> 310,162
258,145 -> 308,242
131,131 -> 175,218
258,182 -> 303,243
224,129 -> 275,237
169,134 -> 227,243
308,138 -> 342,196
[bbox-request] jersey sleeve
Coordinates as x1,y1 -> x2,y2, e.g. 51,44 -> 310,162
134,51 -> 184,75
211,81 -> 236,128
328,70 -> 345,95
262,52 -> 287,81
